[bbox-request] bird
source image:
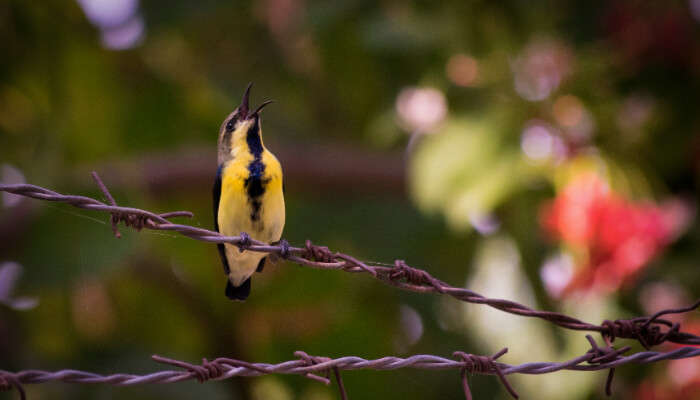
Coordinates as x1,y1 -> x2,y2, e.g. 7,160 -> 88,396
213,83 -> 285,301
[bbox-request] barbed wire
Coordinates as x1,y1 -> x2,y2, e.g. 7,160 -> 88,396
2,335 -> 700,400
0,172 -> 699,350
2,173 -> 700,399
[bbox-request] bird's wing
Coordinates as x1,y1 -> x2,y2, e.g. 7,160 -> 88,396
213,165 -> 230,275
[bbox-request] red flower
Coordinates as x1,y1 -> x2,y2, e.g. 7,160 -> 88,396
540,173 -> 682,296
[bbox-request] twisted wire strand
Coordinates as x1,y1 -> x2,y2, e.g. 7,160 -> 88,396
0,174 -> 699,348
2,174 -> 700,399
1,342 -> 700,400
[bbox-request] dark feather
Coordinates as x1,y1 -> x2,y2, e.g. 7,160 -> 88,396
256,257 -> 266,272
226,278 -> 251,301
213,165 -> 230,275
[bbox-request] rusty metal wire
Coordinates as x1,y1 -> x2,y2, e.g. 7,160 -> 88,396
1,335 -> 700,400
0,173 -> 699,350
2,173 -> 700,399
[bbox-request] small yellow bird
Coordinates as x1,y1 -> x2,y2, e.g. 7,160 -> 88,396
213,83 -> 285,301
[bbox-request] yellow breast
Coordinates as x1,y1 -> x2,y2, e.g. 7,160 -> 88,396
217,150 -> 285,285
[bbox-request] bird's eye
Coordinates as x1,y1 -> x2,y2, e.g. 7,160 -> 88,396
225,117 -> 237,132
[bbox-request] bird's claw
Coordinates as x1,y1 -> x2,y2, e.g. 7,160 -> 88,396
277,239 -> 290,259
237,232 -> 252,253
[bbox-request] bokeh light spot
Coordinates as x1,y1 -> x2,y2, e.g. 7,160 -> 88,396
521,122 -> 555,160
540,253 -> 574,299
446,54 -> 479,87
396,87 -> 447,134
394,305 -> 424,353
76,0 -> 144,50
552,95 -> 584,128
513,39 -> 573,101
101,15 -> 144,50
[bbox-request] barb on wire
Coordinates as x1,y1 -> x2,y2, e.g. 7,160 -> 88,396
1,173 -> 699,349
0,371 -> 26,400
90,171 -> 194,237
584,335 -> 631,396
2,341 -> 700,400
294,351 -> 348,400
453,348 -> 517,400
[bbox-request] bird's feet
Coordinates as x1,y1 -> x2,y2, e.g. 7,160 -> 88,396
237,232 -> 252,253
275,239 -> 290,259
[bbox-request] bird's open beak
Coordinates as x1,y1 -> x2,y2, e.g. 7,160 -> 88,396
239,82 -> 253,119
239,83 -> 273,119
251,100 -> 274,117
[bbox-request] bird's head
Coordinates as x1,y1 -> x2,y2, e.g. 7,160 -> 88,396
218,83 -> 273,163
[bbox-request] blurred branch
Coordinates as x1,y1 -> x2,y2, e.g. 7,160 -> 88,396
2,335 -> 700,400
71,142 -> 405,196
1,173 -> 698,348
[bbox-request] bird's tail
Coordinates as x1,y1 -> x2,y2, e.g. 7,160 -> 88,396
225,278 -> 251,301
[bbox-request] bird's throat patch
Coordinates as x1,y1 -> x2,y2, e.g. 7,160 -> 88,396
244,171 -> 268,221
244,119 -> 269,222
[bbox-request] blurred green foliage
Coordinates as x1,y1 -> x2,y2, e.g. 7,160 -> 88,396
2,0 -> 700,399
